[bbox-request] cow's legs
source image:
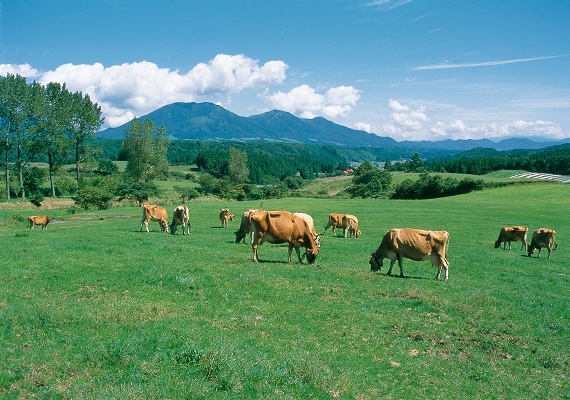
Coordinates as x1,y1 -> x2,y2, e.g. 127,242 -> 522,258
295,247 -> 302,263
520,241 -> 526,251
547,247 -> 552,259
140,220 -> 149,232
537,248 -> 542,258
386,258 -> 398,276
435,257 -> 449,280
436,265 -> 449,280
397,255 -> 405,277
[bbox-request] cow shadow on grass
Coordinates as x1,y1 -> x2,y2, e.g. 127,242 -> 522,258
523,254 -> 551,260
321,234 -> 347,239
253,259 -> 292,264
380,273 -> 430,280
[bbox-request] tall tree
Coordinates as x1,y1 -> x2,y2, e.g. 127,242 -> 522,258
30,82 -> 74,197
228,147 -> 249,184
122,118 -> 170,182
19,81 -> 46,198
69,92 -> 104,183
0,74 -> 28,199
407,152 -> 425,172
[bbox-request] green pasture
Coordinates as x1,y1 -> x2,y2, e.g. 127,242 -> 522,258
1,183 -> 568,398
298,170 -> 536,197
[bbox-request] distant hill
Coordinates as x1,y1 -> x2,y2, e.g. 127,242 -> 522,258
97,102 -> 397,148
97,102 -> 569,153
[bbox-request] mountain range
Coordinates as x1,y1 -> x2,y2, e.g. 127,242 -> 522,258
97,102 -> 569,153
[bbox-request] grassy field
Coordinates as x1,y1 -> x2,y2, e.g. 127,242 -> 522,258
297,170 -> 536,197
1,183 -> 568,398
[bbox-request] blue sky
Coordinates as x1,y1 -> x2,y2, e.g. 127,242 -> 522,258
1,0 -> 569,141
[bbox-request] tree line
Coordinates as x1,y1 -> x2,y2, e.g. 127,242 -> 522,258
0,74 -> 103,201
425,145 -> 570,175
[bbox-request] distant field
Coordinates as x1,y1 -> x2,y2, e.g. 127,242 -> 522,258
299,170 -> 539,197
1,183 -> 568,398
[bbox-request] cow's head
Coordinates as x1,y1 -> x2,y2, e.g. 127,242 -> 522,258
369,253 -> 383,272
494,239 -> 502,249
46,217 -> 53,224
170,223 -> 177,234
306,248 -> 319,264
229,214 -> 235,222
235,229 -> 246,243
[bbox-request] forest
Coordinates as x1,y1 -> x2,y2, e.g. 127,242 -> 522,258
424,144 -> 570,175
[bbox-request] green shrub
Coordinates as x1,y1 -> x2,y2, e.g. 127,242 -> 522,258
97,159 -> 119,175
347,161 -> 392,198
115,180 -> 160,206
74,185 -> 115,210
392,172 -> 486,199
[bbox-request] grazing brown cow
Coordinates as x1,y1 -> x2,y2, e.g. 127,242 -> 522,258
342,214 -> 361,238
527,228 -> 557,259
140,205 -> 169,233
219,208 -> 235,228
293,212 -> 321,247
235,209 -> 259,243
323,213 -> 346,236
494,226 -> 528,250
370,228 -> 450,280
28,215 -> 52,229
249,210 -> 320,264
170,205 -> 190,235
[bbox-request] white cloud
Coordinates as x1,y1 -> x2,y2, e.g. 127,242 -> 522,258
0,63 -> 40,78
267,84 -> 323,114
385,100 -> 429,136
364,99 -> 566,141
325,86 -> 360,106
363,0 -> 413,9
387,98 -> 409,112
414,55 -> 568,71
354,122 -> 373,133
266,84 -> 360,119
3,55 -> 288,128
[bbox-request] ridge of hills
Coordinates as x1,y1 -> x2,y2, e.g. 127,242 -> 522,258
97,102 -> 570,154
